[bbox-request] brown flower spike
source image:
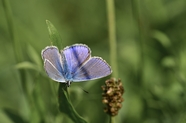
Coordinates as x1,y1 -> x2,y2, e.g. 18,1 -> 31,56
102,78 -> 124,116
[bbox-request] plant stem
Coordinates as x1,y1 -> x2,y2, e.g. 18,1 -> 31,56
58,83 -> 87,123
106,0 -> 117,123
110,116 -> 115,123
131,0 -> 144,85
2,0 -> 26,92
2,0 -> 23,62
106,0 -> 118,79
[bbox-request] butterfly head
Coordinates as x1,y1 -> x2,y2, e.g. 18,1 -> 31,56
66,81 -> 72,87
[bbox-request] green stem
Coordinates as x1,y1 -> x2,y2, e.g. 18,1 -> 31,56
106,0 -> 117,123
131,0 -> 144,85
110,116 -> 115,123
106,0 -> 118,79
58,83 -> 87,123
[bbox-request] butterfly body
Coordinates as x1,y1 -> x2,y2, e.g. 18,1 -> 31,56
41,44 -> 112,87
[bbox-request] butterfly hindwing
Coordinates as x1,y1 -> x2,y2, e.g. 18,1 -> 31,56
44,59 -> 65,82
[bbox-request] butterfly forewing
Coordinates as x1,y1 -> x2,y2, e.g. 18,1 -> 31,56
72,57 -> 112,82
62,44 -> 91,75
42,46 -> 65,82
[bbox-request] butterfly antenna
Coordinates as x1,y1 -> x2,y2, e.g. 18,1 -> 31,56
78,86 -> 89,94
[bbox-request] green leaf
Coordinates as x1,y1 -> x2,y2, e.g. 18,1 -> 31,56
58,83 -> 87,123
151,30 -> 171,48
46,21 -> 87,123
46,20 -> 62,49
15,61 -> 40,71
161,56 -> 175,68
0,109 -> 14,123
3,109 -> 27,123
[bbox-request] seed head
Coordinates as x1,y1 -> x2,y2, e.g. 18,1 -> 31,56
102,78 -> 124,116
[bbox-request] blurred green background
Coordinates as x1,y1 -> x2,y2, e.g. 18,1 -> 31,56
1,0 -> 186,123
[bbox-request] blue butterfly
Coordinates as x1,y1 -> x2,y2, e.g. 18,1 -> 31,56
41,44 -> 112,87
